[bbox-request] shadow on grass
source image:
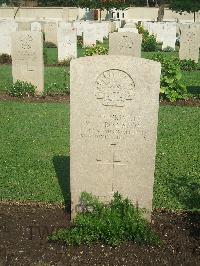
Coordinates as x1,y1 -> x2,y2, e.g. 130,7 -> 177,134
167,174 -> 200,210
165,174 -> 200,239
53,155 -> 70,212
187,86 -> 200,98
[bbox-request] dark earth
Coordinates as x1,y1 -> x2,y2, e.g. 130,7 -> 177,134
0,94 -> 200,106
0,202 -> 199,266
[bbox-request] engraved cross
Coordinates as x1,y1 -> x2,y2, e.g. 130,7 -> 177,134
96,144 -> 126,191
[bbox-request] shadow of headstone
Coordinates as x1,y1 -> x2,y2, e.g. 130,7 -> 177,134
53,155 -> 70,212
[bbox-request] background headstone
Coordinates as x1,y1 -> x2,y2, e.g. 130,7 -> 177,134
57,28 -> 77,61
11,31 -> 44,95
179,24 -> 200,63
59,21 -> 72,31
109,32 -> 142,57
18,21 -> 31,31
83,23 -> 96,47
118,28 -> 138,33
70,55 -> 161,218
0,20 -> 18,55
95,23 -> 104,43
44,22 -> 57,45
162,23 -> 176,50
31,22 -> 42,32
73,21 -> 84,36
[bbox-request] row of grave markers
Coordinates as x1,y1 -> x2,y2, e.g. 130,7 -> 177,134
10,23 -> 200,95
11,31 -> 142,95
7,23 -> 199,218
0,20 -> 117,57
1,19 -> 199,63
11,29 -> 161,217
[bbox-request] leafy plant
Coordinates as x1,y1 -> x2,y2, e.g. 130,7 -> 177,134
179,59 -> 199,71
142,34 -> 158,52
8,80 -> 36,97
77,36 -> 83,47
152,53 -> 188,102
0,53 -> 12,64
58,58 -> 72,67
137,25 -> 158,52
50,192 -> 160,247
162,46 -> 175,52
44,41 -> 57,48
85,45 -> 108,56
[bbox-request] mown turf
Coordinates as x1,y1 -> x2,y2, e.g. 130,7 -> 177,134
0,102 -> 199,211
0,102 -> 70,203
0,65 -> 70,95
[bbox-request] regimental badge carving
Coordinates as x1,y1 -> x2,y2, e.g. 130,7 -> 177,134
96,69 -> 135,107
20,35 -> 33,50
119,35 -> 133,50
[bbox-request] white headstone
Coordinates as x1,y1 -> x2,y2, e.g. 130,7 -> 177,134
59,21 -> 72,31
95,23 -> 104,43
31,22 -> 42,32
70,55 -> 161,218
0,20 -> 18,55
57,28 -> 77,61
118,28 -> 138,33
11,31 -> 44,95
44,22 -> 57,45
179,23 -> 200,63
83,23 -> 96,47
73,21 -> 84,36
162,23 -> 176,50
109,32 -> 142,57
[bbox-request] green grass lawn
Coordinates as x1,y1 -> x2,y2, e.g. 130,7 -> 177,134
0,102 -> 199,211
0,65 -> 70,95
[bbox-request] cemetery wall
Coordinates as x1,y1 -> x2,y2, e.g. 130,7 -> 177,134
0,7 -> 199,22
124,8 -> 198,22
0,7 -> 79,21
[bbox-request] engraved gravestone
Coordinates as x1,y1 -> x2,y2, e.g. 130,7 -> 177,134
18,22 -> 31,31
83,23 -> 96,47
44,22 -> 57,45
70,55 -> 161,218
179,24 -> 200,63
109,32 -> 142,57
11,31 -> 44,95
0,20 -> 18,55
95,23 -> 104,43
162,23 -> 176,50
57,28 -> 77,61
31,22 -> 42,32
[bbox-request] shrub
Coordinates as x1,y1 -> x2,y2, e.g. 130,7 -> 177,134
57,58 -> 72,67
142,34 -> 158,52
44,42 -> 57,48
8,80 -> 36,97
0,53 -> 12,64
85,45 -> 108,56
77,36 -> 83,47
152,53 -> 188,102
179,59 -> 199,71
50,192 -> 160,247
162,46 -> 175,52
136,25 -> 158,52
